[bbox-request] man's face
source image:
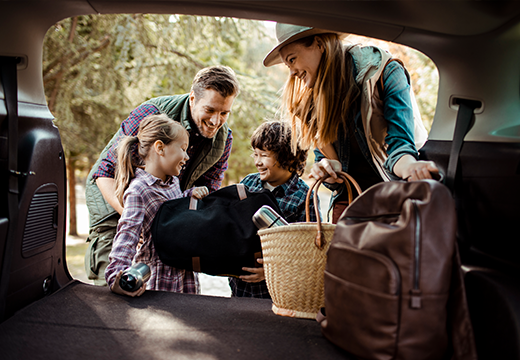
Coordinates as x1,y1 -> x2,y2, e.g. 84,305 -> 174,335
189,88 -> 236,138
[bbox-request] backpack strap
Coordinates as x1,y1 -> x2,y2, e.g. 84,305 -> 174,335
378,58 -> 406,93
376,57 -> 429,151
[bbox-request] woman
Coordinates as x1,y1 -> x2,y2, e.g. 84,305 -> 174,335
263,23 -> 439,222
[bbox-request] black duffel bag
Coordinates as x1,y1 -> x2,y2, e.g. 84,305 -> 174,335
151,184 -> 283,277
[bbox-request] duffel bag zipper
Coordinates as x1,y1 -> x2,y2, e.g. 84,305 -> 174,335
410,200 -> 422,309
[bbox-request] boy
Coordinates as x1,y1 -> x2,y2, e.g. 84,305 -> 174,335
229,120 -> 320,298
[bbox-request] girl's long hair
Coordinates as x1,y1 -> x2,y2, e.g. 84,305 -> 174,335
114,113 -> 188,206
281,33 -> 360,151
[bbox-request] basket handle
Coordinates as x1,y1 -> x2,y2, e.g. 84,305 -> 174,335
305,171 -> 362,249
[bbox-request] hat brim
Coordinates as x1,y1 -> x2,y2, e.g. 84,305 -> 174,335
263,28 -> 347,67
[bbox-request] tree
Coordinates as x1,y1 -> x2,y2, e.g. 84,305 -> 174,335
43,14 -> 284,234
44,15 -> 137,235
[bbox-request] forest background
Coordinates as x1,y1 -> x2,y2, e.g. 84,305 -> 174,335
42,14 -> 439,236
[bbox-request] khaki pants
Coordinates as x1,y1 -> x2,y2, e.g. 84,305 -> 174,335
84,216 -> 119,286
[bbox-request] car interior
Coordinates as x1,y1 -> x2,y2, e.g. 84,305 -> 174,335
1,1 -> 520,359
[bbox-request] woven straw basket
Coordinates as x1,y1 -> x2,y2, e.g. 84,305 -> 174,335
259,171 -> 361,319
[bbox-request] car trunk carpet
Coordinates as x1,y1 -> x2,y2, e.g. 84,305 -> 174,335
0,280 -> 353,359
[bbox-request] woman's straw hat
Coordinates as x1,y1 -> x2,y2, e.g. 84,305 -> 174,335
263,23 -> 346,67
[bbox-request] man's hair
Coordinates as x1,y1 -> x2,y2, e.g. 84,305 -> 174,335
191,65 -> 240,100
251,120 -> 308,176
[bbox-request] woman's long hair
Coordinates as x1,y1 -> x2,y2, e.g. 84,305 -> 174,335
114,113 -> 188,206
281,33 -> 360,151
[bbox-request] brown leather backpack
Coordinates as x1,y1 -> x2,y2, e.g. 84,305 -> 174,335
318,180 -> 477,360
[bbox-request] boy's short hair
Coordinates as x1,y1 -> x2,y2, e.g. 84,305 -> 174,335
251,121 -> 308,176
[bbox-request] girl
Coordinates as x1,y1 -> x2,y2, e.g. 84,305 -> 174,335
263,23 -> 439,222
105,113 -> 209,297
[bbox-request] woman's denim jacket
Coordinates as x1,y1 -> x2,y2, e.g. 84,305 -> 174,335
314,45 -> 420,213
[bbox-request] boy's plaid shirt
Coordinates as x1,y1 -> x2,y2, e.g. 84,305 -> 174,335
228,172 -> 320,299
240,172 -> 318,223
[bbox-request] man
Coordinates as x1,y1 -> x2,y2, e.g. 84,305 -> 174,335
85,65 -> 240,285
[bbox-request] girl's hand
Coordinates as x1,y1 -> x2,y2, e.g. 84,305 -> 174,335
309,158 -> 344,184
240,258 -> 265,283
192,186 -> 209,199
110,270 -> 146,297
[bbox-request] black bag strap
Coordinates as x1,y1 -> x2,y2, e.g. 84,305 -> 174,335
443,99 -> 481,359
445,99 -> 481,192
188,184 -> 247,210
445,99 -> 481,257
0,56 -> 19,321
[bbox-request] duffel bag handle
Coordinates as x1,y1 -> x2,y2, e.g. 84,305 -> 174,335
189,184 -> 247,210
305,171 -> 362,249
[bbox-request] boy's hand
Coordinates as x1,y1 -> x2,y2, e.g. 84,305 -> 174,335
240,258 -> 265,283
110,270 -> 146,297
192,186 -> 209,199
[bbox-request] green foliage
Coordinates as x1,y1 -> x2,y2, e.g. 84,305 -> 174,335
43,14 -> 286,182
43,15 -> 139,164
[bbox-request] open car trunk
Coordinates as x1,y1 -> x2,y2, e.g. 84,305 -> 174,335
0,281 -> 353,359
2,1 -> 520,359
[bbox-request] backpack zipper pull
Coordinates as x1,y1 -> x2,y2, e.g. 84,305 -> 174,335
410,289 -> 422,309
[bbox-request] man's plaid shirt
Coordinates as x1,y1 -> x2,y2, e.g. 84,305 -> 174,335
228,172 -> 320,299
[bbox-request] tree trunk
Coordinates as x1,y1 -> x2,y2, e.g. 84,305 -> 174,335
67,156 -> 78,236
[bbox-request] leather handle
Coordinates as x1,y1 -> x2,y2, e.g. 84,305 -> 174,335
189,184 -> 247,210
236,183 -> 247,200
305,171 -> 362,249
189,196 -> 198,210
192,257 -> 201,272
316,307 -> 327,325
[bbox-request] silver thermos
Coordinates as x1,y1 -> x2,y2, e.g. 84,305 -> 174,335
119,263 -> 151,292
252,205 -> 289,229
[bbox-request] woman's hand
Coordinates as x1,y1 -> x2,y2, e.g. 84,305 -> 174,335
309,158 -> 344,184
394,155 -> 440,181
192,186 -> 209,199
240,258 -> 265,283
110,270 -> 146,297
